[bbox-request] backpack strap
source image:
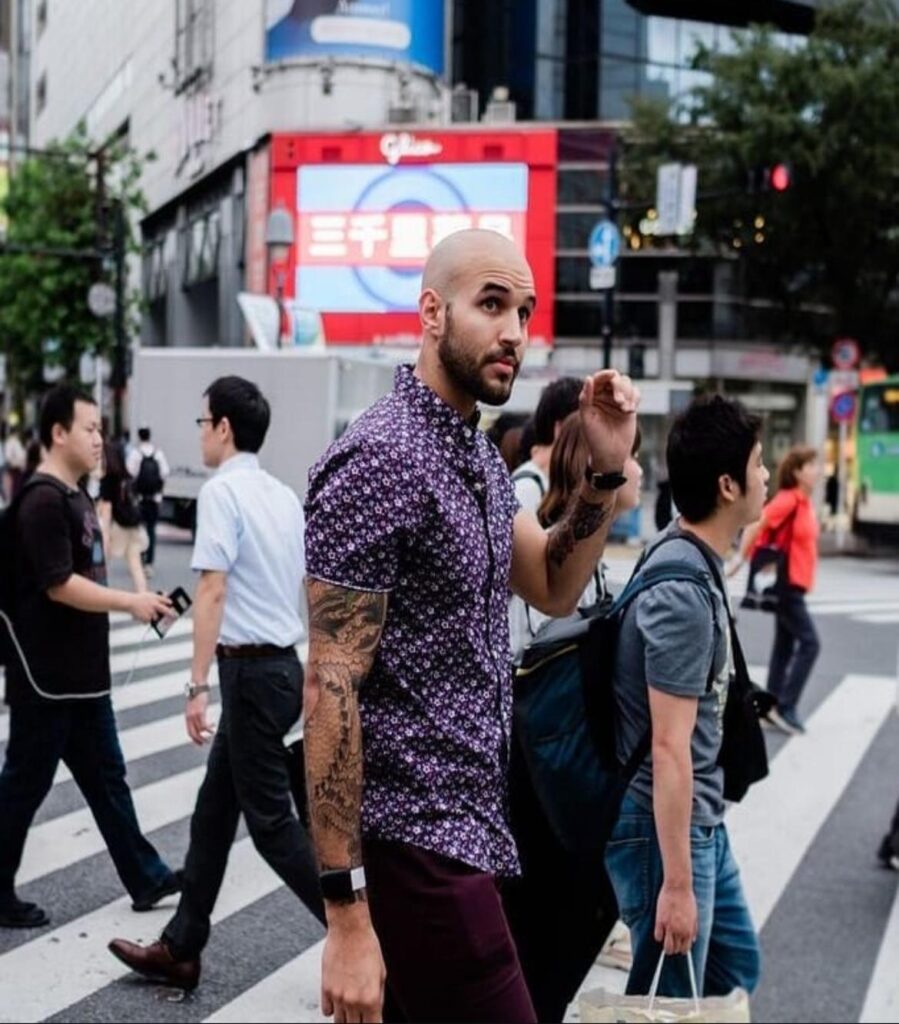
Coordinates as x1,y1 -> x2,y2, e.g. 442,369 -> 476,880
512,468 -> 547,497
649,530 -> 754,695
611,559 -> 717,777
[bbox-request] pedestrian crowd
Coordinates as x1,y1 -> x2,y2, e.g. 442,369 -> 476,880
0,228 -> 895,1024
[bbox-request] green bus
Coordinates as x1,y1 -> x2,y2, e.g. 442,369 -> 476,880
852,375 -> 899,544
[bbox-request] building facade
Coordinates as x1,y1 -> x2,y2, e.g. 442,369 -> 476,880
26,0 -> 822,459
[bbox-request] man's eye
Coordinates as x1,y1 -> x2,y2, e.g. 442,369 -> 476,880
483,298 -> 499,312
519,308 -> 531,323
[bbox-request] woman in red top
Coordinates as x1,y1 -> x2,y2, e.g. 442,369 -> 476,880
738,445 -> 821,735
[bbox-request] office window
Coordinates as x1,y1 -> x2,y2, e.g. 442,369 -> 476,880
35,72 -> 47,114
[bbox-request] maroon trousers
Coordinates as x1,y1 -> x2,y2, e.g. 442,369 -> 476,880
363,839 -> 537,1024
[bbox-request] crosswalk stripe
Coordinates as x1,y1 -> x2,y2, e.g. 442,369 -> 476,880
0,668 -> 216,745
108,617 -> 193,649
859,881 -> 899,1024
52,710 -> 197,785
854,612 -> 899,625
727,672 -> 897,930
109,638 -> 194,676
204,941 -> 326,1024
17,766 -> 206,886
808,602 -> 899,616
0,836 -> 294,1024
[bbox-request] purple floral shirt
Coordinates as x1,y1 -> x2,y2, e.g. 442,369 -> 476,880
305,365 -> 520,876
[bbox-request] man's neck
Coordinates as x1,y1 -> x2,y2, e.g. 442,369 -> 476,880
37,454 -> 81,489
676,514 -> 737,559
414,355 -> 477,419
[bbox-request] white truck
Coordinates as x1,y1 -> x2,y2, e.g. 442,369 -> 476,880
129,347 -> 400,528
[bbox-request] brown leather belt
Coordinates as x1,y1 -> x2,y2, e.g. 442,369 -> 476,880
215,643 -> 295,660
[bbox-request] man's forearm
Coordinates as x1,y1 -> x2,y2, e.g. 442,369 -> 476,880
191,574 -> 226,684
543,486 -> 617,612
304,582 -> 386,874
48,574 -> 134,615
652,744 -> 694,890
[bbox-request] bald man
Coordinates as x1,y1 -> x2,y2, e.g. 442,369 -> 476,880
302,230 -> 640,1023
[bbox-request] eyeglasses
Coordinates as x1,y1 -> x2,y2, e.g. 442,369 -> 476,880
195,417 -> 214,427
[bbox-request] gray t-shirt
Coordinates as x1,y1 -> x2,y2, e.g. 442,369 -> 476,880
614,523 -> 732,826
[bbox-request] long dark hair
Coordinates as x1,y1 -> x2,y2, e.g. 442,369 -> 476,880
103,438 -> 127,479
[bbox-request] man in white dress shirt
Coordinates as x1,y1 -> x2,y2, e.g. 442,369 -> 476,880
109,376 -> 324,990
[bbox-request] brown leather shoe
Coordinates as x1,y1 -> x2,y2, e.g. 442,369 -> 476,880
108,937 -> 200,991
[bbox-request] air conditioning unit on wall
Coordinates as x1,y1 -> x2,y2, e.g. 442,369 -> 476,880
451,88 -> 479,123
388,102 -> 419,124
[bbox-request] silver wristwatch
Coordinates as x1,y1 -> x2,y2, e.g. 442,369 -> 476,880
184,682 -> 211,700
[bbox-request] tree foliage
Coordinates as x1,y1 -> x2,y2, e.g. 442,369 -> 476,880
620,0 -> 899,364
0,123 -> 151,407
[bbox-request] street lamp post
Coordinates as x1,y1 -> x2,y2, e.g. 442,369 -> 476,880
265,207 -> 295,347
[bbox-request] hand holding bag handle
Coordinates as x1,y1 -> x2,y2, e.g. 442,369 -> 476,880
647,950 -> 701,1018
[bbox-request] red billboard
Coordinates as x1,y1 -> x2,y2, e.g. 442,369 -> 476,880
268,129 -> 558,346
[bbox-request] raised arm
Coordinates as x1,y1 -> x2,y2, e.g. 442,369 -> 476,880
303,577 -> 388,1023
510,370 -> 639,615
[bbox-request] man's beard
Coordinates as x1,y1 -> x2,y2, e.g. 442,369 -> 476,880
437,307 -> 518,407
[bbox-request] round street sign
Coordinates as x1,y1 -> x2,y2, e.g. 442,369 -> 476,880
87,282 -> 116,318
588,220 -> 621,268
831,337 -> 860,371
830,390 -> 857,423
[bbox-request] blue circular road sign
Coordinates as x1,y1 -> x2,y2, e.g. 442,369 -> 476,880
588,220 -> 621,268
830,391 -> 856,423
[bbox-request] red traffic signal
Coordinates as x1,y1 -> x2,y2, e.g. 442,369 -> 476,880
770,163 -> 792,192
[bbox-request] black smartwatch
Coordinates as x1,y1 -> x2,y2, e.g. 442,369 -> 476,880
320,866 -> 367,903
585,466 -> 628,491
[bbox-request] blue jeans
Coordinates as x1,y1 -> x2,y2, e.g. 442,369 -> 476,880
0,696 -> 174,902
767,587 -> 820,716
604,795 -> 761,998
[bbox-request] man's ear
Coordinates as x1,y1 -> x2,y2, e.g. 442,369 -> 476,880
419,287 -> 444,339
719,473 -> 738,506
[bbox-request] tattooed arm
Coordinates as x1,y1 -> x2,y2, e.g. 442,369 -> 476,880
510,488 -> 617,616
510,370 -> 639,616
304,577 -> 387,1022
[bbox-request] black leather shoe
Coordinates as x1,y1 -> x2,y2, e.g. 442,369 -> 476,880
131,869 -> 183,912
108,937 -> 200,990
0,897 -> 50,929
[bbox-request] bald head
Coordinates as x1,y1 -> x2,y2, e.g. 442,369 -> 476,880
422,229 -> 532,301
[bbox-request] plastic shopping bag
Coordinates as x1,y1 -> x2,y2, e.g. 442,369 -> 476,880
579,952 -> 751,1023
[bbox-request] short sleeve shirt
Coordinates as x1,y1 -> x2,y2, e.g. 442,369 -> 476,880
613,523 -> 732,826
191,454 -> 305,647
305,366 -> 521,876
6,475 -> 110,704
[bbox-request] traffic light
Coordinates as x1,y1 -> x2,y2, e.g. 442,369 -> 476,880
748,163 -> 793,193
769,163 -> 791,192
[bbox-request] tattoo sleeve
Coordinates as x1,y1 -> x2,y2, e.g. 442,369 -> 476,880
546,490 -> 612,569
303,578 -> 387,874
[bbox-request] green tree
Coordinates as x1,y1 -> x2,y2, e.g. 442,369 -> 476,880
0,123 -> 151,412
620,0 -> 899,365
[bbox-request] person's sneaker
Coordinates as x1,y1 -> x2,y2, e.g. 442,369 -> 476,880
131,870 -> 183,913
768,707 -> 806,736
0,896 -> 50,929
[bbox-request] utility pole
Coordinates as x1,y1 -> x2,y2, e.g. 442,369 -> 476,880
111,200 -> 127,437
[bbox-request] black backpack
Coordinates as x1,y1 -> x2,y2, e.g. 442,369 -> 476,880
133,451 -> 163,498
513,536 -> 773,857
513,558 -> 715,857
0,476 -> 73,667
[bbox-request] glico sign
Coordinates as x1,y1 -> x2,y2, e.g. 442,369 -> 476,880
267,130 -> 558,346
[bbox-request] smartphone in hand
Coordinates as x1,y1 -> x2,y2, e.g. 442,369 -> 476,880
152,586 -> 192,639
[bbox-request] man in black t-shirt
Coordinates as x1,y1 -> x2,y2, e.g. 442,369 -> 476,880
0,385 -> 179,929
